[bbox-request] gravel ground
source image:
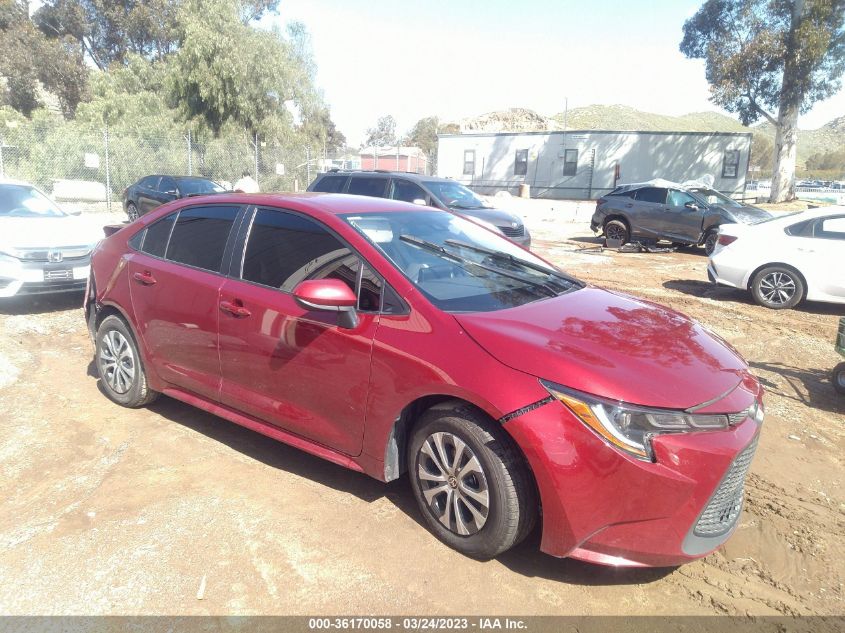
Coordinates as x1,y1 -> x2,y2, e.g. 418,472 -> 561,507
0,200 -> 842,616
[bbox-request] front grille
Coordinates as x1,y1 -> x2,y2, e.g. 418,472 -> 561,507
693,434 -> 758,537
44,269 -> 73,281
500,225 -> 525,238
727,411 -> 749,425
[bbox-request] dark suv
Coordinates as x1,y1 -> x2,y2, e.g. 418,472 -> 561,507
308,171 -> 530,248
591,180 -> 771,255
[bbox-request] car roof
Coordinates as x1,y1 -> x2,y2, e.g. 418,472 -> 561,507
318,170 -> 447,183
167,191 -> 444,217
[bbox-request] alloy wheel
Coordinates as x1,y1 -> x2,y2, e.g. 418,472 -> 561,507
127,204 -> 138,221
759,271 -> 796,306
417,431 -> 490,536
606,223 -> 627,241
99,329 -> 136,394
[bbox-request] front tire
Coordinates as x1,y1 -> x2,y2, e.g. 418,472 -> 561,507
126,202 -> 139,221
750,266 -> 804,310
408,402 -> 536,560
95,315 -> 158,407
833,362 -> 845,395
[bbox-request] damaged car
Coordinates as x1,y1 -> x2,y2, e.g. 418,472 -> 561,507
591,179 -> 771,254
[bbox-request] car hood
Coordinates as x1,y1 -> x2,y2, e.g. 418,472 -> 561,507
449,205 -> 522,226
0,215 -> 104,249
454,287 -> 750,410
713,204 -> 772,224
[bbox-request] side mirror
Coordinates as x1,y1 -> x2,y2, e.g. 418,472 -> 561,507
292,279 -> 359,329
412,198 -> 427,206
684,202 -> 700,212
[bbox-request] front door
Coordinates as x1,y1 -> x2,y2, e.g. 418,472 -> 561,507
630,186 -> 669,240
662,189 -> 706,242
217,208 -> 381,456
127,204 -> 241,400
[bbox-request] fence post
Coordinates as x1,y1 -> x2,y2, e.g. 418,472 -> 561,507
187,128 -> 192,176
254,132 -> 259,186
306,145 -> 311,185
0,137 -> 4,179
104,127 -> 111,212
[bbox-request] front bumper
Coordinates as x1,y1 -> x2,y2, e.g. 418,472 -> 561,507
505,388 -> 762,567
0,257 -> 90,298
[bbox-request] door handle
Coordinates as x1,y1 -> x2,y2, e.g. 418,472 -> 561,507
625,203 -> 633,208
220,300 -> 251,318
132,271 -> 157,285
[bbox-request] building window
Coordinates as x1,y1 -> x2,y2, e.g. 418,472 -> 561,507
722,150 -> 740,178
514,149 -> 528,176
463,150 -> 475,176
563,149 -> 578,176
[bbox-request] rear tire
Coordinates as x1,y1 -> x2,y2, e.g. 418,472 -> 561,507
704,231 -> 718,256
95,315 -> 158,408
750,266 -> 804,310
833,362 -> 845,395
604,219 -> 629,246
408,402 -> 536,560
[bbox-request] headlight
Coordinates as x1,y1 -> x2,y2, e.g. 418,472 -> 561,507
541,380 -> 761,462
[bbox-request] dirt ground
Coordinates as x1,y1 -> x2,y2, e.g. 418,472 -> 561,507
0,205 -> 842,616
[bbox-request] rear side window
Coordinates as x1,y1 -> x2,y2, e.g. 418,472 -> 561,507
347,177 -> 388,197
159,176 -> 177,194
313,175 -> 349,193
140,176 -> 160,189
816,216 -> 845,240
140,213 -> 176,258
635,187 -> 667,204
165,205 -> 239,272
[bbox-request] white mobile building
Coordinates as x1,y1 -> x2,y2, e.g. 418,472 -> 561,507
437,130 -> 752,200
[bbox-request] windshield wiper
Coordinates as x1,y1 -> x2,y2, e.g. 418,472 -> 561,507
447,203 -> 484,210
443,239 -> 583,289
399,235 -> 559,297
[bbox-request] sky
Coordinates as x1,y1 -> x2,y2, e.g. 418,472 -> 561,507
265,0 -> 845,146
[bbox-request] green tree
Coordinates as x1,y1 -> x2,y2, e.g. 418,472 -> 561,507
0,0 -> 88,115
681,0 -> 845,202
33,0 -> 280,69
363,114 -> 397,148
406,115 -> 439,165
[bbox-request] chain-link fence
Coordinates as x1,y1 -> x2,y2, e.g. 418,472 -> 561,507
0,122 -> 328,213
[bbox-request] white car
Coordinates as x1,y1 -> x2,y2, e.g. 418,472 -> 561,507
708,206 -> 845,310
0,179 -> 103,298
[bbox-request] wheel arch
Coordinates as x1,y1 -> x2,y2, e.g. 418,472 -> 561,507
382,394 -> 536,489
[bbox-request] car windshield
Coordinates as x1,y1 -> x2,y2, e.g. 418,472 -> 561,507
342,210 -> 582,312
687,187 -> 743,208
177,178 -> 225,195
423,181 -> 489,209
0,184 -> 66,218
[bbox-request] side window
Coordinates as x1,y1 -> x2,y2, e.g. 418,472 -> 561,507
347,177 -> 388,197
667,190 -> 698,207
785,219 -> 814,237
635,187 -> 667,204
165,205 -> 239,272
140,176 -> 160,189
463,150 -> 475,176
139,213 -> 176,258
514,149 -> 528,176
563,149 -> 578,176
241,209 -> 385,309
722,150 -> 740,178
159,176 -> 177,194
391,179 -> 427,203
313,175 -> 349,193
815,216 -> 845,240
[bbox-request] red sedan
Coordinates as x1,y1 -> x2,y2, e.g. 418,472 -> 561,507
85,193 -> 764,567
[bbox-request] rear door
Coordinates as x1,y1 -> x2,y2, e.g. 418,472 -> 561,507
630,187 -> 668,239
127,204 -> 242,400
217,208 -> 382,456
137,176 -> 161,215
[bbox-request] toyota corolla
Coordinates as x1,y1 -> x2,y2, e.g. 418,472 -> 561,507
85,193 -> 764,567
